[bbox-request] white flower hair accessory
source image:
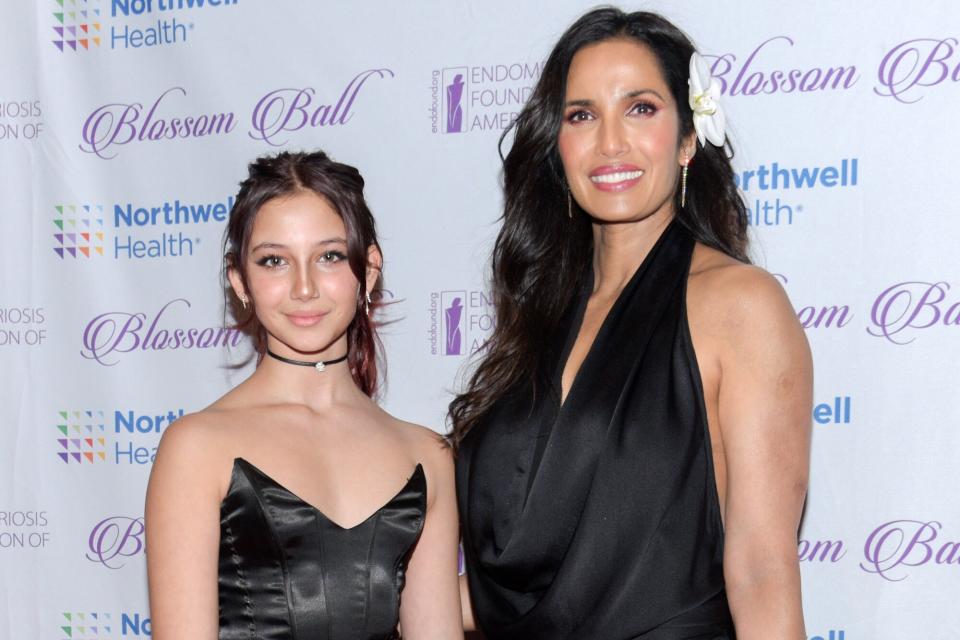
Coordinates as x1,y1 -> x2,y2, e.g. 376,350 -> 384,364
688,52 -> 726,147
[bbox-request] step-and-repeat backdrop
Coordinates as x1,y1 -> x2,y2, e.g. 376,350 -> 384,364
2,1 -> 958,638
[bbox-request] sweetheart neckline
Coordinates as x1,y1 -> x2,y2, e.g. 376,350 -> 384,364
230,457 -> 425,531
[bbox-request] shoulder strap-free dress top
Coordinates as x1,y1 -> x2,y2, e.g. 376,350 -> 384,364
218,458 -> 426,640
456,222 -> 734,639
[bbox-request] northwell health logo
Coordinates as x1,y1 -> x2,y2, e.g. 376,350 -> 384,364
56,408 -> 183,465
55,410 -> 108,463
59,611 -> 152,638
53,204 -> 105,258
51,0 -> 239,53
51,0 -> 103,52
52,197 -> 233,260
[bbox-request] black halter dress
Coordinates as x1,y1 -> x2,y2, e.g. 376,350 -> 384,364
456,222 -> 734,639
218,458 -> 426,640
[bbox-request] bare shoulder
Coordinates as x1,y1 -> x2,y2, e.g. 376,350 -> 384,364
152,407 -> 240,494
392,418 -> 452,467
688,243 -> 798,341
387,416 -> 454,505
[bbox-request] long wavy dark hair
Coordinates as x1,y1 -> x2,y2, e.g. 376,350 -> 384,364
224,150 -> 384,397
448,8 -> 749,446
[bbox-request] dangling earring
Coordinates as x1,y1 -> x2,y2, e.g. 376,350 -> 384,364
364,292 -> 372,317
567,189 -> 573,219
240,295 -> 248,310
680,152 -> 689,208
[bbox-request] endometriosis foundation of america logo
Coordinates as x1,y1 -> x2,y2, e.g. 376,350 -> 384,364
53,204 -> 104,258
56,410 -> 108,463
52,0 -> 103,52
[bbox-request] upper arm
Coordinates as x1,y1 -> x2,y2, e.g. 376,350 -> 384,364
715,268 -> 812,579
399,432 -> 464,639
145,415 -> 223,640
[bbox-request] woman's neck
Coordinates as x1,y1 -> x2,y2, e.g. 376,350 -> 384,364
251,341 -> 368,412
591,211 -> 674,297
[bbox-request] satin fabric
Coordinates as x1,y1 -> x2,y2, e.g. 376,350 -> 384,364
457,222 -> 734,639
218,458 -> 426,640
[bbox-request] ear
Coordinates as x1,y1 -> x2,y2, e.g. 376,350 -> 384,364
226,264 -> 248,304
365,244 -> 383,293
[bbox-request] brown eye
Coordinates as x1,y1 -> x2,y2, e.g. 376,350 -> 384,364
255,254 -> 285,268
630,102 -> 657,116
320,251 -> 347,263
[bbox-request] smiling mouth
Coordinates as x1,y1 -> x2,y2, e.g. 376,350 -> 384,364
590,170 -> 644,184
286,313 -> 327,326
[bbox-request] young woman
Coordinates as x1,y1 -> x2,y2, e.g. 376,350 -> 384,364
146,151 -> 463,640
451,8 -> 811,639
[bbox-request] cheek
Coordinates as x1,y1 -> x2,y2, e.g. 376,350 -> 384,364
557,128 -> 586,175
320,268 -> 360,303
246,270 -> 286,302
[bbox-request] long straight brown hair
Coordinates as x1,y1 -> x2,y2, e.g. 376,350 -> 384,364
224,150 -> 384,396
448,8 -> 749,446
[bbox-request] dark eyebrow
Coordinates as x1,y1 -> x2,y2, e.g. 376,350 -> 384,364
563,89 -> 666,108
249,238 -> 347,252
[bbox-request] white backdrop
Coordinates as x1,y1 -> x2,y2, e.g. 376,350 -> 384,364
2,1 -> 959,638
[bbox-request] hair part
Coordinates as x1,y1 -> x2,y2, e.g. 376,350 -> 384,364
224,150 -> 384,396
448,7 -> 749,447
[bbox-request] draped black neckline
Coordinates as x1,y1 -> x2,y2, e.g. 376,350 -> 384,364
457,219 -> 733,639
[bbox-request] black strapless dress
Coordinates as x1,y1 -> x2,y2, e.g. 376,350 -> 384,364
218,458 -> 426,640
457,221 -> 734,639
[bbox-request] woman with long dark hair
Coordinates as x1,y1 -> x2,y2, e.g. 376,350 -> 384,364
452,8 -> 811,639
146,151 -> 463,639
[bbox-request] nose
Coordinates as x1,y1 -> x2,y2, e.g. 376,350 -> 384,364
597,116 -> 628,157
291,264 -> 319,301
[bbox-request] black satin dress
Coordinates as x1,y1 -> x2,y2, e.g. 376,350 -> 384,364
457,222 -> 734,639
218,458 -> 426,640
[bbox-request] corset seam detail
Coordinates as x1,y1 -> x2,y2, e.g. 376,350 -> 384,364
361,511 -> 380,634
247,479 -> 301,640
222,517 -> 258,638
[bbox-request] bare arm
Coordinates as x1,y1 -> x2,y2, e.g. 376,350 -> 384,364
145,416 -> 222,640
716,269 -> 812,639
459,573 -> 476,632
399,438 -> 464,639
